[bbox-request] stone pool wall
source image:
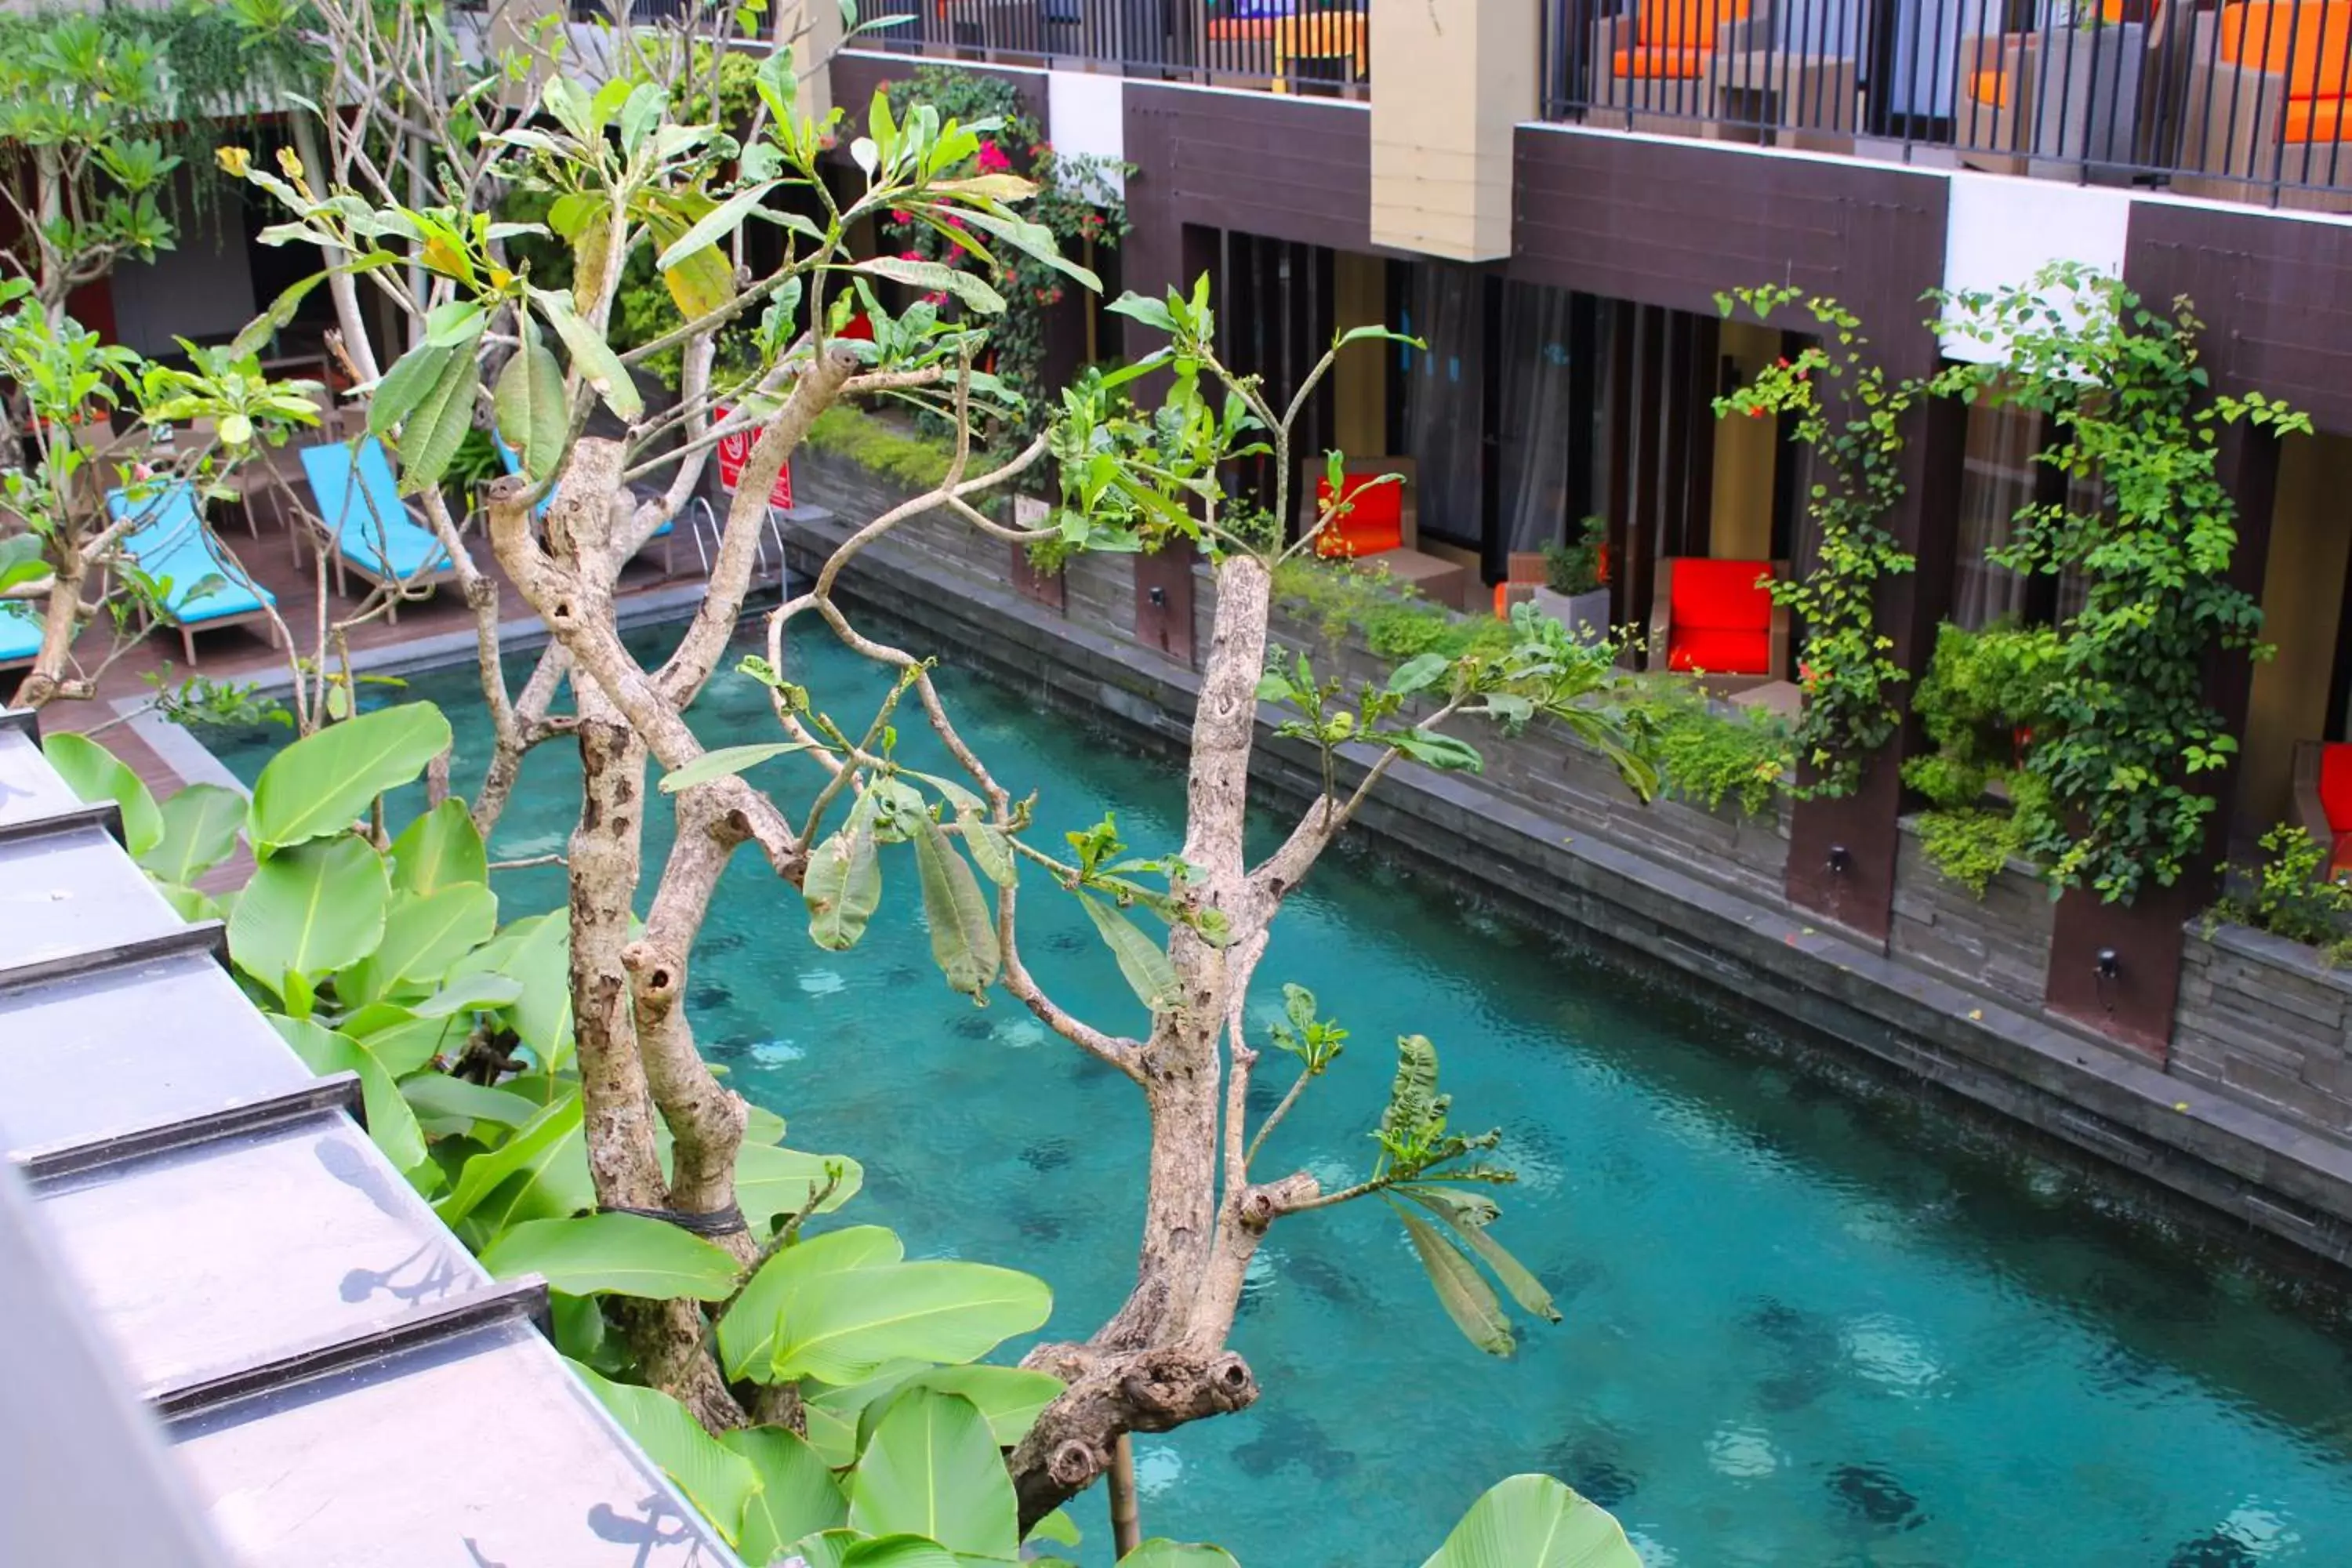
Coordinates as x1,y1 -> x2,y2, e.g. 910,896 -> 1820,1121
2174,924 -> 2352,1145
1888,822 -> 2056,1015
781,469 -> 2352,1272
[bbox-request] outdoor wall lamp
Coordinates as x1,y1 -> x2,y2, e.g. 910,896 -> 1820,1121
1827,844 -> 1850,875
2096,948 -> 2121,982
1148,586 -> 1167,607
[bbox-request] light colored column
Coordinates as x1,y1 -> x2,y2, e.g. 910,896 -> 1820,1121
1368,0 -> 1539,261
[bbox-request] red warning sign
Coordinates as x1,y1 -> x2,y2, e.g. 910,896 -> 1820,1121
714,405 -> 794,509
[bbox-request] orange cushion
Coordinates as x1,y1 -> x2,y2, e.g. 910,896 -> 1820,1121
2221,1 -> 2352,98
1969,68 -> 2013,108
1314,474 -> 1403,559
1668,626 -> 1771,674
2319,743 -> 2352,831
1669,557 -> 1774,630
1613,45 -> 1708,78
1639,0 -> 1750,49
2285,94 -> 2352,141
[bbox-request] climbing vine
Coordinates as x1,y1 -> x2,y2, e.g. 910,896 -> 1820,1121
1713,285 -> 1921,799
1936,262 -> 2310,904
878,67 -> 1129,439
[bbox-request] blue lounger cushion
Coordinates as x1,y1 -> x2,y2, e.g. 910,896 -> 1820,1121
105,483 -> 275,626
493,434 -> 673,539
0,603 -> 40,663
298,438 -> 456,581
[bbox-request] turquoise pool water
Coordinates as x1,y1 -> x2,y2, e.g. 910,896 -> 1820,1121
213,626 -> 2352,1566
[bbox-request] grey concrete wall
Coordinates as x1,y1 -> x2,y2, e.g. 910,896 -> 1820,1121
2175,924 -> 2352,1143
1889,819 -> 2056,1014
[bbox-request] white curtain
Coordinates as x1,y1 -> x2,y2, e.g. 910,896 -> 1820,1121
1399,261 -> 1485,546
1496,282 -> 1577,554
1952,398 -> 2037,627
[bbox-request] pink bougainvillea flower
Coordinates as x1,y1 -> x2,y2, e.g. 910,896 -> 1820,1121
923,290 -> 949,306
975,140 -> 1012,172
942,212 -> 967,230
889,209 -> 912,225
896,249 -> 925,262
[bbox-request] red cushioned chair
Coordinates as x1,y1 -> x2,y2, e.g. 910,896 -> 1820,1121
1647,556 -> 1790,688
1296,456 -> 1470,611
2293,739 -> 2352,876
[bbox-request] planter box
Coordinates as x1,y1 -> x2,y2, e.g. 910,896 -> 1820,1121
1889,815 -> 2054,1012
2174,922 -> 2352,1142
1531,585 -> 1611,643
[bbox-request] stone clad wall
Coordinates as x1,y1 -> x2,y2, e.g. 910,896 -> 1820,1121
1888,821 -> 2056,1013
2174,925 -> 2352,1142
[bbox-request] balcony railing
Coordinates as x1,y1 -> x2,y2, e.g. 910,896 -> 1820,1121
859,0 -> 1373,95
1542,0 -> 2352,208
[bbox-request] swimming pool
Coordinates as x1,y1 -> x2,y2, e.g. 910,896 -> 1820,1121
212,624 -> 2352,1566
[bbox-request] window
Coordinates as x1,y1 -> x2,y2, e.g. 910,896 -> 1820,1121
1392,260 -> 1486,550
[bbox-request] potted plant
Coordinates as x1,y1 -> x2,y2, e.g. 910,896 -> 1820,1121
1534,514 -> 1611,642
2031,1 -> 2148,180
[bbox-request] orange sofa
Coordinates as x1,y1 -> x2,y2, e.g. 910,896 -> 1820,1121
1589,0 -> 1761,126
2182,0 -> 2352,207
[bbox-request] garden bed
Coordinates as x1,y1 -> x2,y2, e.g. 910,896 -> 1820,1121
2173,921 -> 2352,1142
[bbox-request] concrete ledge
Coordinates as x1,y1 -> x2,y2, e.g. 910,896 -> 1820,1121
784,509 -> 2352,1272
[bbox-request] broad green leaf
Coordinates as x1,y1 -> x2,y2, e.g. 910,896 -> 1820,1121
1417,1473 -> 1643,1568
804,1363 -> 934,1467
950,813 -> 1014,888
734,1142 -> 863,1232
532,287 -> 644,419
804,818 -> 880,951
796,1534 -> 960,1568
423,299 -> 487,349
399,1072 -> 536,1130
848,1390 -> 1019,1559
435,1089 -> 583,1227
479,1213 -> 742,1300
154,880 -> 223,924
943,205 -> 1100,292
769,1260 -> 1052,1386
851,255 -> 1006,315
137,782 -> 245,884
660,742 -> 815,793
409,971 -> 522,1018
346,883 -> 498,1004
1029,1508 -> 1082,1548
719,1224 -> 905,1381
271,1016 -> 426,1174
1400,1211 -> 1513,1356
1402,1190 -> 1559,1323
856,1366 -> 1063,1453
1389,727 -> 1485,775
656,180 -> 780,271
457,911 -> 573,1069
722,1426 -> 847,1565
43,731 -> 163,857
493,339 -> 567,484
911,813 -> 998,997
1076,891 -> 1180,1013
230,835 -> 389,996
392,348 -> 481,494
389,798 -> 488,895
1120,1544 -> 1241,1566
340,1001 -> 460,1077
1387,652 -> 1452,698
570,1360 -> 759,1548
249,703 -> 452,855
368,342 -> 456,439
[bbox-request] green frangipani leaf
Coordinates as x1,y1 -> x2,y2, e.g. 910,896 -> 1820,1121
390,347 -> 481,495
1076,891 -> 1181,1013
531,286 -> 644,420
851,254 -> 1006,314
804,815 -> 882,952
137,782 -> 245,884
248,702 -> 452,855
569,1359 -> 758,1548
723,1425 -> 847,1565
389,797 -> 488,896
1399,1189 -> 1559,1324
479,1213 -> 741,1301
42,731 -> 163,857
1399,1210 -> 1512,1356
847,1389 -> 1020,1559
1416,1473 -> 1644,1568
229,834 -> 389,1000
492,338 -> 567,485
911,812 -> 999,998
659,742 -> 818,793
270,1015 -> 426,1174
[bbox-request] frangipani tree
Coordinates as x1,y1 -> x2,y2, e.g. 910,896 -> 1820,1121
216,0 -> 1661,1551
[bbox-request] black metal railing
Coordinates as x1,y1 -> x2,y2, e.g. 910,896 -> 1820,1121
859,0 -> 1373,95
1542,0 -> 2352,205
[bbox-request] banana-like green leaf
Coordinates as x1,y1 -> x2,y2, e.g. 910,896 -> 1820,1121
804,817 -> 881,952
138,783 -> 245,884
1401,1189 -> 1559,1323
570,1359 -> 758,1548
847,1390 -> 1020,1559
154,880 -> 223,924
479,1213 -> 742,1300
911,812 -> 998,997
732,1142 -> 863,1232
1076,891 -> 1181,1013
531,286 -> 644,419
1118,1544 -> 1241,1566
43,731 -> 163,857
249,703 -> 452,855
855,1365 -> 1064,1453
802,1363 -> 932,1468
458,910 -> 573,1069
723,1425 -> 848,1566
493,337 -> 568,484
388,797 -> 488,896
270,1015 -> 426,1174
719,1225 -> 904,1381
398,1072 -> 536,1131
1416,1473 -> 1644,1568
768,1260 -> 1052,1386
793,1532 -> 961,1568
229,835 -> 389,998
660,742 -> 816,793
1399,1211 -> 1513,1356
434,1089 -> 583,1228
343,883 -> 499,1004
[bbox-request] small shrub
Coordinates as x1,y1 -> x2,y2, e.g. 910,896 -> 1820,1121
1617,680 -> 1791,817
1915,808 -> 2031,897
804,405 -> 1014,518
2215,825 -> 2352,960
1541,515 -> 1608,597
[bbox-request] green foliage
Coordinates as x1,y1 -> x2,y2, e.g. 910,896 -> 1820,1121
1716,286 -> 1921,798
1913,807 -> 2034,898
878,66 -> 1130,441
2216,825 -> 2352,958
1936,262 -> 2311,903
1416,1474 -> 1645,1568
1270,557 -> 1512,664
1900,621 -> 2060,893
1611,679 -> 1791,817
1541,514 -> 1608,596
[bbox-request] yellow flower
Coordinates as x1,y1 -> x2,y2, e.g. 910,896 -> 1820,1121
215,147 -> 251,177
275,146 -> 306,182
